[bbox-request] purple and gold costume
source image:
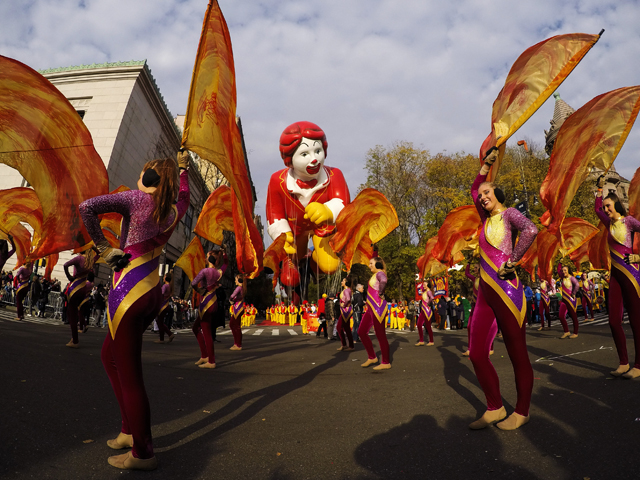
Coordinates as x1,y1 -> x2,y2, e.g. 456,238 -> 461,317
595,196 -> 640,369
358,271 -> 390,364
64,254 -> 93,344
469,173 -> 537,417
337,287 -> 354,349
14,263 -> 32,319
580,277 -> 595,320
229,285 -> 244,348
79,169 -> 189,461
539,280 -> 551,328
192,261 -> 227,363
557,264 -> 580,335
416,283 -> 434,344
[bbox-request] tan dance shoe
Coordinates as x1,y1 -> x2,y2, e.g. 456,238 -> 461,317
560,332 -> 571,339
490,350 -> 494,355
361,358 -> 379,367
415,342 -> 425,346
537,326 -> 544,331
469,406 -> 507,430
66,340 -> 79,348
153,340 -> 165,344
569,334 -> 578,339
373,363 -> 391,371
426,342 -> 434,346
462,350 -> 470,356
108,451 -> 157,471
345,347 -> 355,351
610,364 -> 630,377
337,346 -> 345,351
199,362 -> 216,369
496,412 -> 530,430
107,432 -> 133,450
622,367 -> 640,379
230,345 -> 242,351
195,357 -> 208,365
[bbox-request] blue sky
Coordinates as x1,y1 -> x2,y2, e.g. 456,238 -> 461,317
1,0 -> 639,243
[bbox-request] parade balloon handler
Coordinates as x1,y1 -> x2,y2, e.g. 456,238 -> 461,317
266,122 -> 350,303
595,175 -> 640,378
79,151 -> 190,471
192,247 -> 229,368
467,148 -> 538,431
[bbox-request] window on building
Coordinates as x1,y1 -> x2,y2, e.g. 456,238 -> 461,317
183,205 -> 194,231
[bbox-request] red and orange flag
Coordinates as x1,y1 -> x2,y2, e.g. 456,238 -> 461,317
4,224 -> 32,270
588,222 -> 610,271
181,1 -> 263,278
0,56 -> 109,259
519,236 -> 539,282
263,233 -> 288,288
0,187 -> 43,237
628,167 -> 640,254
417,236 -> 448,278
540,86 -> 640,242
43,253 -> 59,281
431,205 -> 481,265
329,189 -> 399,270
194,185 -> 234,246
175,236 -> 206,283
480,32 -> 602,180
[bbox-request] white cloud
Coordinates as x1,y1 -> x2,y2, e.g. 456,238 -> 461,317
1,0 -> 639,244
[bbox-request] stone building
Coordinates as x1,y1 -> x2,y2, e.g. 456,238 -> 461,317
0,60 -> 209,295
544,92 -> 630,208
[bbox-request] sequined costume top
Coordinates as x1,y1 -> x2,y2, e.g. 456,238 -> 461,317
159,283 -> 172,314
557,264 -> 580,298
14,264 -> 32,294
367,271 -> 388,322
340,287 -> 352,318
64,255 -> 93,302
472,172 -> 538,325
230,285 -> 244,317
79,169 -> 190,338
416,283 -> 434,317
192,264 -> 227,293
539,280 -> 550,305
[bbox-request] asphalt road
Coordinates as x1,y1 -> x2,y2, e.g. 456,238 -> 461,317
1,307 -> 639,480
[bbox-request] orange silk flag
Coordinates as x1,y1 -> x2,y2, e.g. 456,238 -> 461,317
480,32 -> 602,180
43,253 -> 59,281
194,186 -> 234,246
417,236 -> 448,278
329,189 -> 399,270
0,56 -> 109,259
540,86 -> 640,243
569,241 -> 590,271
557,217 -> 599,257
181,1 -> 263,278
175,236 -> 206,283
588,222 -> 610,271
536,227 -> 560,283
431,205 -> 481,264
0,187 -> 43,236
629,167 -> 640,254
519,236 -> 539,282
6,224 -> 32,270
264,233 -> 288,288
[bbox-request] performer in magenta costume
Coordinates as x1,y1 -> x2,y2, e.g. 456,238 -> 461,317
266,121 -> 350,299
537,280 -> 551,330
415,279 -> 435,346
13,261 -> 32,320
63,251 -> 96,347
229,273 -> 246,350
0,235 -> 16,272
191,250 -> 228,367
337,276 -> 354,351
358,257 -> 391,370
595,186 -> 640,378
154,273 -> 175,344
467,150 -> 538,431
463,263 -> 495,356
79,153 -> 190,471
557,263 -> 580,339
77,277 -> 94,334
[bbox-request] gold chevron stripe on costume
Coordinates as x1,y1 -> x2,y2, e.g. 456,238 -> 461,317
480,251 -> 526,327
611,248 -> 640,297
199,291 -> 218,318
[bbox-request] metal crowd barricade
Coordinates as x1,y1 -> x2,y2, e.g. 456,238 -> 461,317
48,291 -> 64,320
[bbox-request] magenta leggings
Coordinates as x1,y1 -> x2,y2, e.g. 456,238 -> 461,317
15,287 -> 28,319
539,301 -> 551,328
469,282 -> 533,416
416,310 -> 434,343
337,312 -> 354,348
467,304 -> 495,352
67,292 -> 84,344
229,309 -> 243,347
581,295 -> 594,319
193,309 -> 216,363
608,271 -> 640,368
357,309 -> 390,364
101,286 -> 160,460
559,300 -> 579,334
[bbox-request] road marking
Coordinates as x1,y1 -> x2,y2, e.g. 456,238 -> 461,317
536,345 -> 613,363
218,330 -> 233,335
241,329 -> 250,333
253,329 -> 263,336
272,329 -> 279,336
287,329 -> 298,335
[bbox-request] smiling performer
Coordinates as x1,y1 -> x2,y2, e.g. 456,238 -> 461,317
266,122 -> 350,301
557,263 -> 580,339
595,176 -> 640,378
415,279 -> 435,346
79,152 -> 190,471
468,149 -> 538,431
358,256 -> 391,370
337,276 -> 355,351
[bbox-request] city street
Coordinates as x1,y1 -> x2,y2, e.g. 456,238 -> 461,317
1,308 -> 639,480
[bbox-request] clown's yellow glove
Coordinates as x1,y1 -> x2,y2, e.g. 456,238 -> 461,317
284,232 -> 296,255
304,202 -> 333,225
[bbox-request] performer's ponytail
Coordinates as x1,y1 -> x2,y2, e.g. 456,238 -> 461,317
144,158 -> 179,224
